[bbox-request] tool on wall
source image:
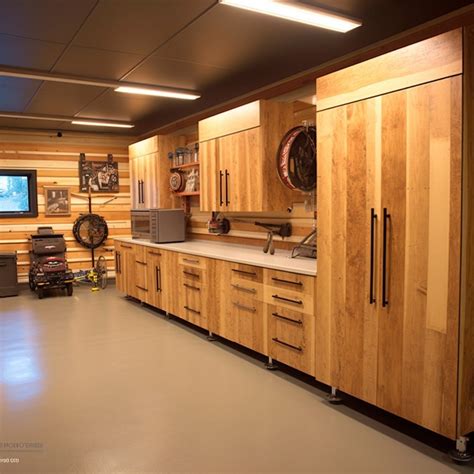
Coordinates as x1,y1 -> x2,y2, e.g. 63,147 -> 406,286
254,222 -> 292,255
207,212 -> 230,235
291,228 -> 317,259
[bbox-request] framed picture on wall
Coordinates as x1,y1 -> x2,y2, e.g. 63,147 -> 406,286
44,186 -> 71,216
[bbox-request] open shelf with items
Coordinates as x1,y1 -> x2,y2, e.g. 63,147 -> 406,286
170,161 -> 200,171
174,191 -> 200,197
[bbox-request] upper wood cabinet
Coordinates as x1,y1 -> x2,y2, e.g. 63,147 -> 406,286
199,100 -> 294,213
315,29 -> 467,440
129,135 -> 182,209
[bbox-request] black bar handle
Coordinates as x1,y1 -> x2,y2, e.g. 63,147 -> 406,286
219,170 -> 224,206
184,305 -> 200,315
225,169 -> 230,206
183,283 -> 200,291
271,277 -> 303,287
231,283 -> 256,294
136,260 -> 147,265
149,251 -> 162,256
155,266 -> 161,292
272,294 -> 303,305
137,179 -> 141,203
121,244 -> 132,249
370,208 -> 377,305
272,337 -> 302,352
183,270 -> 199,278
382,207 -> 390,307
232,269 -> 257,277
232,301 -> 256,313
141,180 -> 145,204
271,312 -> 303,325
136,285 -> 148,292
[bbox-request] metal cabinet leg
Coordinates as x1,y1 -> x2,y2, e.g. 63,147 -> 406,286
265,356 -> 278,370
207,331 -> 217,341
327,386 -> 343,404
449,436 -> 472,463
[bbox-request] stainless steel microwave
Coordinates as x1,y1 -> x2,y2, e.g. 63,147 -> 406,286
131,209 -> 185,243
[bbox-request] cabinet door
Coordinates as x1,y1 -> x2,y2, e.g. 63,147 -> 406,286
129,157 -> 141,209
142,153 -> 157,208
218,128 -> 261,212
315,97 -> 379,405
377,77 -> 461,438
199,139 -> 220,212
145,248 -> 166,311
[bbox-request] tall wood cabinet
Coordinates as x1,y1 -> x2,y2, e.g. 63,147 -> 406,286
129,135 -> 183,209
315,28 -> 473,440
199,100 -> 294,212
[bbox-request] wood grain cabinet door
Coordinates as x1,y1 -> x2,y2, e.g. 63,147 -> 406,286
199,139 -> 220,212
316,75 -> 462,438
315,96 -> 380,405
218,128 -> 262,213
377,76 -> 461,438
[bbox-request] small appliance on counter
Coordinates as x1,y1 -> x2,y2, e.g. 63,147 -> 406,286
131,208 -> 185,243
207,212 -> 230,235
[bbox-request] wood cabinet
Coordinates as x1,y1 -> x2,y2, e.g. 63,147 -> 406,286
199,100 -> 294,213
264,269 -> 315,375
315,28 -> 468,439
114,241 -> 136,297
216,261 -> 266,353
145,247 -> 168,312
129,135 -> 183,209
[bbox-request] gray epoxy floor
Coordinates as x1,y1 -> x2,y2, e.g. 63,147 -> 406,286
0,285 -> 472,474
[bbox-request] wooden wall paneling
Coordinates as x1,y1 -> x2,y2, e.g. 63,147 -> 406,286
459,24 -> 474,437
317,29 -> 463,112
0,131 -> 132,282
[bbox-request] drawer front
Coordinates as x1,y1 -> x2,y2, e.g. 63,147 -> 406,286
229,297 -> 265,354
264,286 -> 313,315
229,263 -> 263,284
181,284 -> 208,330
178,253 -> 208,270
119,242 -> 134,251
229,279 -> 262,301
268,305 -> 314,375
264,269 -> 314,296
180,266 -> 207,285
146,247 -> 164,261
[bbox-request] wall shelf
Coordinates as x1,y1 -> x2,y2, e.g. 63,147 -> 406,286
170,161 -> 200,171
174,191 -> 200,197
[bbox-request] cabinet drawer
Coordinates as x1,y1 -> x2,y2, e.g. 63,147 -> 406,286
180,266 -> 207,285
146,248 -> 164,260
119,242 -> 134,251
229,297 -> 265,354
229,263 -> 263,284
268,305 -> 314,375
264,286 -> 314,315
264,269 -> 314,296
178,253 -> 207,270
229,280 -> 262,300
181,285 -> 208,330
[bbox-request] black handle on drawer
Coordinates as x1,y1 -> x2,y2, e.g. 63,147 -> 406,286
232,301 -> 256,313
121,244 -> 132,249
272,338 -> 302,352
183,283 -> 200,291
272,294 -> 303,305
136,260 -> 147,265
231,269 -> 257,277
271,312 -> 303,325
183,270 -> 200,278
271,277 -> 303,287
149,251 -> 162,256
231,283 -> 256,294
183,257 -> 200,264
136,285 -> 148,292
184,305 -> 200,315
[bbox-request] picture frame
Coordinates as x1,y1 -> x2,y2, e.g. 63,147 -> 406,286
44,186 -> 71,216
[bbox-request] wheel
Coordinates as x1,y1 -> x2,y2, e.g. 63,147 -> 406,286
37,287 -> 44,299
66,283 -> 73,296
28,272 -> 36,291
95,255 -> 108,289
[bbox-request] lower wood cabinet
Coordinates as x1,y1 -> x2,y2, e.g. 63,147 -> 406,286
114,240 -> 315,375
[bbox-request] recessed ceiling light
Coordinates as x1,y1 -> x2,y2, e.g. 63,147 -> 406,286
219,0 -> 361,33
71,120 -> 134,129
115,86 -> 201,100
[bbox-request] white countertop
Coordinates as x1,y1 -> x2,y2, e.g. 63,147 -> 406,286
115,238 -> 317,276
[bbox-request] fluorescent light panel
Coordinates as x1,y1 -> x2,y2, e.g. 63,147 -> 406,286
71,120 -> 134,129
115,86 -> 200,100
219,0 -> 361,33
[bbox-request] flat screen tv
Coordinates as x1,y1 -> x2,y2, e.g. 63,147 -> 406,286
0,169 -> 38,218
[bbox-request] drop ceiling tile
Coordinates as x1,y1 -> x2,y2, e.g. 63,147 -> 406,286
125,55 -> 230,91
53,46 -> 143,80
25,82 -> 107,116
73,0 -> 215,55
0,33 -> 65,69
0,77 -> 42,112
76,89 -> 161,123
0,0 -> 97,43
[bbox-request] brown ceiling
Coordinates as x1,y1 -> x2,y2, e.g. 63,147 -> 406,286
0,0 -> 471,135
